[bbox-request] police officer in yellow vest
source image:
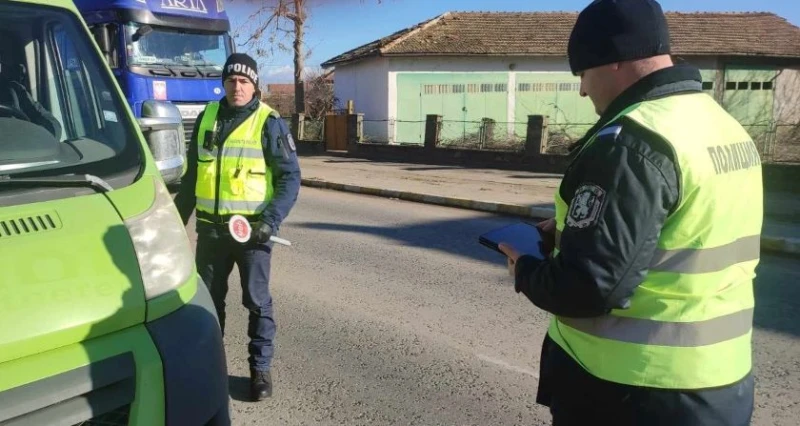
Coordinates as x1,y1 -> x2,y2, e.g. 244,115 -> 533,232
174,53 -> 301,402
498,1 -> 762,424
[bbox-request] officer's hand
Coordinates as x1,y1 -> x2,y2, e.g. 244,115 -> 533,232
498,243 -> 521,278
537,218 -> 556,234
536,218 -> 556,257
252,221 -> 274,244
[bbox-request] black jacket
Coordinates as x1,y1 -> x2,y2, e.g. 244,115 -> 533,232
519,64 -> 755,419
513,65 -> 700,317
173,96 -> 301,232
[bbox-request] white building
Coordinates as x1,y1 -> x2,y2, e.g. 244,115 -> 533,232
322,11 -> 800,156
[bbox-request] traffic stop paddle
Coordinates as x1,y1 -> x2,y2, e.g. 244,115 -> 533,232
228,214 -> 292,246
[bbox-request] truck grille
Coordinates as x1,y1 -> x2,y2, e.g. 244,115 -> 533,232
173,103 -> 208,145
182,117 -> 195,143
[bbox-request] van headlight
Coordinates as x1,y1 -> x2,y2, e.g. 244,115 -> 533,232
125,178 -> 194,300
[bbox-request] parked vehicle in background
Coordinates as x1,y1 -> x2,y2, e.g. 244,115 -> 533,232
74,0 -> 234,185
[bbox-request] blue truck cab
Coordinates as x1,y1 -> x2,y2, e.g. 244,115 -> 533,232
73,0 -> 233,185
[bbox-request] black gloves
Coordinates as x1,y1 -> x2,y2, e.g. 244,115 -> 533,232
252,221 -> 274,244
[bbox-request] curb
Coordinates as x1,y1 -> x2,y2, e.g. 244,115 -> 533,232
301,178 -> 800,258
302,178 -> 555,219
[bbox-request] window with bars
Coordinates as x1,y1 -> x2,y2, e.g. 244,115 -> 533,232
724,81 -> 774,91
424,80 -> 590,94
423,84 -> 458,95
519,82 -> 560,92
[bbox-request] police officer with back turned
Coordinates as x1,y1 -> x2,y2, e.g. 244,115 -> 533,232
498,1 -> 763,424
174,53 -> 301,402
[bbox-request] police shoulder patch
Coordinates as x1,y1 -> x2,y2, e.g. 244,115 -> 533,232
566,183 -> 607,229
285,132 -> 296,152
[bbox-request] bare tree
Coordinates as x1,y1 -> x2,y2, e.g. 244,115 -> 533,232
304,67 -> 339,121
234,0 -> 307,114
233,1 -> 379,115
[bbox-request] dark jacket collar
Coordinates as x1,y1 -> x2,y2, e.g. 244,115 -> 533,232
218,95 -> 260,120
569,64 -> 702,152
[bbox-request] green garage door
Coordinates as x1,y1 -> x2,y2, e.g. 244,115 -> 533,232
515,72 -> 596,145
396,73 -> 509,144
722,65 -> 777,149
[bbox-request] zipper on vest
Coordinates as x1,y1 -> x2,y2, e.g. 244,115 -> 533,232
214,120 -> 226,221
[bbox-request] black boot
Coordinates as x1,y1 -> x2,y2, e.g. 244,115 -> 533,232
250,369 -> 272,401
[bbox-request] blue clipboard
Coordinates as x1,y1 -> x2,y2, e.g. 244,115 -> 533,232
479,221 -> 546,260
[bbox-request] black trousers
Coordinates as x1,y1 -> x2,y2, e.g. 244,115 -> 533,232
537,335 -> 755,426
196,230 -> 275,372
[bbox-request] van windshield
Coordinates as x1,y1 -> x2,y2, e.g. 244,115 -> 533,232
0,2 -> 141,181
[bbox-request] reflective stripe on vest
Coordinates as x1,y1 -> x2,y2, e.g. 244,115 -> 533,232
549,92 -> 762,390
194,101 -> 275,218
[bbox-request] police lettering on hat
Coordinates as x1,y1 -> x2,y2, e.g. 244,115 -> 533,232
222,53 -> 260,87
227,63 -> 259,85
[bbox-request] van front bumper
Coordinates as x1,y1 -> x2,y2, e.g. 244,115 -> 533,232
0,278 -> 228,426
145,277 -> 230,426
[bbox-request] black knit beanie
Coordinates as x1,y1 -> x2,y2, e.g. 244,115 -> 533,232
222,53 -> 259,87
568,0 -> 671,74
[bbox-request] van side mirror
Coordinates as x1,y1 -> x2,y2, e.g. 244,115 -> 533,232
138,101 -> 187,185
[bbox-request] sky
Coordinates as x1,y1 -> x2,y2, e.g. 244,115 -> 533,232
224,0 -> 800,84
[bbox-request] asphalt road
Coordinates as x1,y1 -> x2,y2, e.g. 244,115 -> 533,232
183,187 -> 800,426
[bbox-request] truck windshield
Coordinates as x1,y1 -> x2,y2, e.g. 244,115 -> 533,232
124,23 -> 230,69
0,3 -> 141,182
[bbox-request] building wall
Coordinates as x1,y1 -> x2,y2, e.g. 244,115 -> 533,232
388,56 -> 596,144
773,68 -> 800,163
384,55 -> 729,145
684,56 -> 720,98
333,54 -> 794,153
331,57 -> 391,141
775,68 -> 800,123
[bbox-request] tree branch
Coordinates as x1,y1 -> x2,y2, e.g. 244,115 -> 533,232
232,0 -> 380,115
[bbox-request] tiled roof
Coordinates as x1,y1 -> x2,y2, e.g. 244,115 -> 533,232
266,84 -> 295,95
321,11 -> 800,67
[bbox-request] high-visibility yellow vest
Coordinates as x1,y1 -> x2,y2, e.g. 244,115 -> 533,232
550,92 -> 763,390
195,101 -> 275,218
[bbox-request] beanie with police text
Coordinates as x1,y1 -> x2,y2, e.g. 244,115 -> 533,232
567,0 -> 671,74
222,53 -> 259,87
